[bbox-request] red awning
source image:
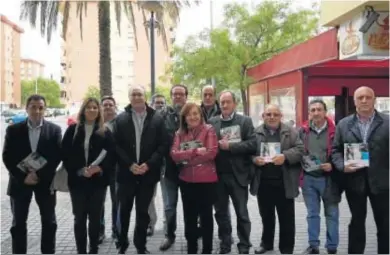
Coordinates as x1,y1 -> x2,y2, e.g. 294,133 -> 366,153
314,59 -> 389,68
247,28 -> 338,82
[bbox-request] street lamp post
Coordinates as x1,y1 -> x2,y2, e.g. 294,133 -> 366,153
145,12 -> 158,96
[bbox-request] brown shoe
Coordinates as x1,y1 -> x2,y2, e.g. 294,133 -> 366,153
159,238 -> 174,251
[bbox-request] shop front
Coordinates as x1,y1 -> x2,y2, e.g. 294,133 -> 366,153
247,27 -> 389,127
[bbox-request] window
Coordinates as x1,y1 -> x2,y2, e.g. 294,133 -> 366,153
270,87 -> 296,124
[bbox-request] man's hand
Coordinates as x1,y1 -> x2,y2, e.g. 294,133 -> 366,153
272,154 -> 285,166
320,163 -> 332,172
88,165 -> 102,175
83,168 -> 92,178
196,147 -> 207,156
24,171 -> 38,185
254,156 -> 266,166
344,163 -> 358,173
139,163 -> 149,175
218,139 -> 230,150
130,164 -> 141,175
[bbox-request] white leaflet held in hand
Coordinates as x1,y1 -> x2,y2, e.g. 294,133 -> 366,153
90,150 -> 107,166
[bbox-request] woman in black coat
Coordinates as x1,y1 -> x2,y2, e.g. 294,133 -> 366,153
62,97 -> 115,254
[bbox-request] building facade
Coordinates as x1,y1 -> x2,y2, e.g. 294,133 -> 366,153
61,2 -> 176,109
0,15 -> 23,108
20,58 -> 45,80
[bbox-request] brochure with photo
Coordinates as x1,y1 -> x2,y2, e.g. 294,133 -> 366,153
17,152 -> 47,173
180,140 -> 203,151
220,125 -> 242,143
179,140 -> 204,165
77,149 -> 107,176
260,142 -> 281,162
302,154 -> 322,172
344,143 -> 369,169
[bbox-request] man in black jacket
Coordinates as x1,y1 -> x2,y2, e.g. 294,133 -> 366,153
208,90 -> 254,254
201,85 -> 221,121
331,86 -> 389,254
250,104 -> 304,254
2,94 -> 62,254
159,84 -> 188,251
113,85 -> 168,254
99,96 -> 118,243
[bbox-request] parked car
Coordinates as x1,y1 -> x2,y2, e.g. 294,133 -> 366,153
6,111 -> 28,125
1,110 -> 17,117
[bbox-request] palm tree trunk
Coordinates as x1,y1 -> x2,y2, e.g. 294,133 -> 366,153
98,1 -> 112,97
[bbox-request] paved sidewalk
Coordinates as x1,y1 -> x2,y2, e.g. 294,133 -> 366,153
0,172 -> 378,254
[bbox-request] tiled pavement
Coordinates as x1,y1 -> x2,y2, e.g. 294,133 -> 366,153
0,170 -> 378,254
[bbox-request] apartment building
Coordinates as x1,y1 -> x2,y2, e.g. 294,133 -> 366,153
0,15 -> 23,109
61,2 -> 176,109
20,58 -> 45,80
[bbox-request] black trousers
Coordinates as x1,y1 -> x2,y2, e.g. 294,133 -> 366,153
214,174 -> 251,252
180,181 -> 216,254
70,188 -> 106,254
100,177 -> 117,237
257,180 -> 295,254
345,188 -> 389,254
10,188 -> 57,254
116,181 -> 155,251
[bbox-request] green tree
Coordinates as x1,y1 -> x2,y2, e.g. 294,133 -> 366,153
20,1 -> 194,98
84,86 -> 101,100
21,78 -> 62,107
170,1 -> 318,114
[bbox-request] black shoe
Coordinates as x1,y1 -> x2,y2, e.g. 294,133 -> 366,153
327,249 -> 337,254
118,247 -> 126,254
88,248 -> 98,254
254,245 -> 273,254
219,247 -> 231,254
303,246 -> 319,254
146,226 -> 154,237
137,249 -> 150,254
239,250 -> 249,254
159,238 -> 175,251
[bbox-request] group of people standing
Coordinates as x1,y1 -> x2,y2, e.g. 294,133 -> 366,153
2,84 -> 388,255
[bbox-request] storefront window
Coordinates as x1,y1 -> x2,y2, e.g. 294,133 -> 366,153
270,87 -> 296,126
375,97 -> 390,114
308,96 -> 336,121
249,94 -> 265,127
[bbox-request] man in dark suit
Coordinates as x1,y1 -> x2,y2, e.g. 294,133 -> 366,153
113,85 -> 168,254
2,94 -> 62,254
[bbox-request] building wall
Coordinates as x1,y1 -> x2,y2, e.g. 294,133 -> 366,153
320,0 -> 389,27
20,59 -> 45,80
62,2 -> 175,108
0,15 -> 23,108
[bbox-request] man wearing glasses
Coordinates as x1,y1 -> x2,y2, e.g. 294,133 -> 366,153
2,94 -> 62,254
159,85 -> 188,251
250,104 -> 304,254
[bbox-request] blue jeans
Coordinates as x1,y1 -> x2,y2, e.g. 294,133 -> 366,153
302,175 -> 339,250
160,176 -> 179,239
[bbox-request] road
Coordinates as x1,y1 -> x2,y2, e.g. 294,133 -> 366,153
0,117 -> 378,254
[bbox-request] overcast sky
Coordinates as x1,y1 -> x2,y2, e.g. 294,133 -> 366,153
0,0 -> 318,81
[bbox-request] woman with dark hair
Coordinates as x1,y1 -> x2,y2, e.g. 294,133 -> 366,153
62,97 -> 115,254
170,102 -> 218,254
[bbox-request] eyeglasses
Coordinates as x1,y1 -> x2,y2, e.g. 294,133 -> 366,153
172,93 -> 185,97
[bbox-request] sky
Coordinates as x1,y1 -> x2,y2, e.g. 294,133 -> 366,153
0,0 -> 318,82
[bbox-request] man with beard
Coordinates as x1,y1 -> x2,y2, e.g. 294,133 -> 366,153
98,96 -> 118,243
159,85 -> 188,251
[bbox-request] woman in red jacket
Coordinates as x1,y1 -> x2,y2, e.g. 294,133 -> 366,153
170,102 -> 218,254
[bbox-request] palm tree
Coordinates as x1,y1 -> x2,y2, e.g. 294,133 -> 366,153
20,0 -> 193,97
